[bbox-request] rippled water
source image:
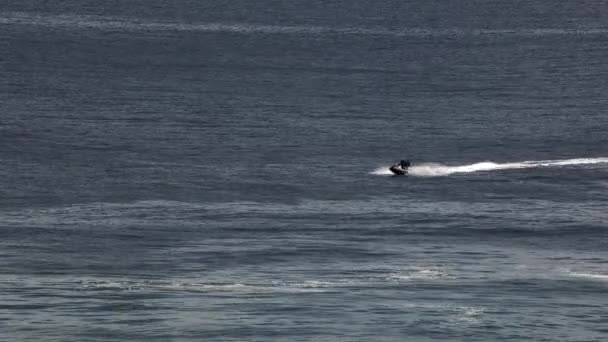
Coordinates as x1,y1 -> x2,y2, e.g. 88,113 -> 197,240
2,1 -> 608,341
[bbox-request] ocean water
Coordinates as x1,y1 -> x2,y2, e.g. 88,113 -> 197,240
1,1 -> 608,341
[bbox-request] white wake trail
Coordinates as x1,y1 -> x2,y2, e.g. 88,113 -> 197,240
371,157 -> 608,177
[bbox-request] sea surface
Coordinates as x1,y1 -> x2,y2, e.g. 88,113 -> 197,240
2,1 -> 608,341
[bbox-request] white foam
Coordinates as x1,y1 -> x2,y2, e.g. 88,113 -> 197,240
372,157 -> 608,177
567,272 -> 608,281
371,166 -> 394,176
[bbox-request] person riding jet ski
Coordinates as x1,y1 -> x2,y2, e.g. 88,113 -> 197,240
389,160 -> 410,175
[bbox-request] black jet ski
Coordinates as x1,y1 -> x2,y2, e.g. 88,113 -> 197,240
389,160 -> 410,176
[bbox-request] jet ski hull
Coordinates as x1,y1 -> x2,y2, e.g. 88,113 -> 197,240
389,165 -> 408,176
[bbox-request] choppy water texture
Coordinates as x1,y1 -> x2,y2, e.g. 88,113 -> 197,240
2,1 -> 608,341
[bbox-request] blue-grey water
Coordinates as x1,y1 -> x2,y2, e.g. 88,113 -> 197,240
2,1 -> 608,341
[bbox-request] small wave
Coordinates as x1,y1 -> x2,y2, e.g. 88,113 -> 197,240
78,276 -> 426,293
162,282 -> 249,292
372,157 -> 608,177
387,268 -> 452,281
81,280 -> 144,291
3,12 -> 608,38
448,306 -> 486,325
80,279 -> 254,292
79,278 -> 333,293
288,280 -> 335,288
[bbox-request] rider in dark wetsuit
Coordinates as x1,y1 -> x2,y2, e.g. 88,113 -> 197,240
400,160 -> 411,169
389,159 -> 411,175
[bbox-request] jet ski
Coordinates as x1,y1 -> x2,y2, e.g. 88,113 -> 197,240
389,160 -> 410,176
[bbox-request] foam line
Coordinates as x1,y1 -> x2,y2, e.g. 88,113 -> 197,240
372,157 -> 608,177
